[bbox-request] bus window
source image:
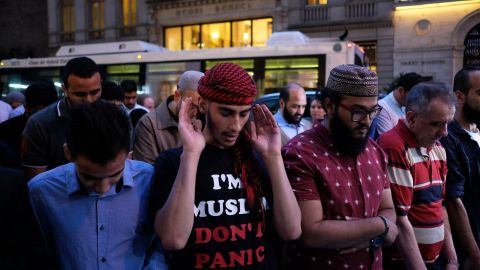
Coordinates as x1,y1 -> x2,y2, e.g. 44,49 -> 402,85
264,57 -> 319,93
105,64 -> 142,91
1,68 -> 63,97
205,59 -> 254,70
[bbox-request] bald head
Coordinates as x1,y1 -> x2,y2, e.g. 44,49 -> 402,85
279,83 -> 307,124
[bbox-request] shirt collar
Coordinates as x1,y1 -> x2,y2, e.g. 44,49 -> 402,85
448,119 -> 470,136
156,96 -> 178,129
395,120 -> 436,155
65,160 -> 134,196
274,111 -> 304,128
56,98 -> 71,118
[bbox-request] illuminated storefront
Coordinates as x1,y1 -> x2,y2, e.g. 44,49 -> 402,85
164,18 -> 272,50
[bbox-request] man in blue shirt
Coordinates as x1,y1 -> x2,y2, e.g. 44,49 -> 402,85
441,67 -> 480,270
273,83 -> 311,145
28,101 -> 166,270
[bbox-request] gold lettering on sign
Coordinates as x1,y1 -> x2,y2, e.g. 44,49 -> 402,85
215,2 -> 252,13
175,7 -> 203,17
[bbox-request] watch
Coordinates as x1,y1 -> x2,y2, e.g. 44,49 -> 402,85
370,235 -> 384,249
378,215 -> 389,236
370,215 -> 390,249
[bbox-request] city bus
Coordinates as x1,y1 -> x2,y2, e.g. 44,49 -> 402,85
0,31 -> 366,100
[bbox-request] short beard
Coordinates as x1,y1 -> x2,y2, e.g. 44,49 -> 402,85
463,100 -> 480,126
283,106 -> 301,125
330,110 -> 370,156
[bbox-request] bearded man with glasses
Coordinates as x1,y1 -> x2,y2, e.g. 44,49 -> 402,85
282,64 -> 398,270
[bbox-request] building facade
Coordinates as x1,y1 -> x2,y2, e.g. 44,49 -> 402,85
146,0 -> 395,88
393,0 -> 480,88
36,0 -> 480,91
0,0 -> 49,59
47,0 -> 150,48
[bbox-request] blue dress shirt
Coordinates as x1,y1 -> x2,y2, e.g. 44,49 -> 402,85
274,111 -> 308,139
28,160 -> 166,270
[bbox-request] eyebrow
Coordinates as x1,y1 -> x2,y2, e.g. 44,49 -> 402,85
78,167 -> 124,180
219,107 -> 252,114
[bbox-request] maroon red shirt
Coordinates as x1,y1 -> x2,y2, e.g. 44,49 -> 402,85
282,123 -> 390,270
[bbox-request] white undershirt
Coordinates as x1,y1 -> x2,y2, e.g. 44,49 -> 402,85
464,128 -> 480,148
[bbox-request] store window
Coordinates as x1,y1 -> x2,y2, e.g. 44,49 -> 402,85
61,0 -> 75,42
356,41 -> 377,72
121,0 -> 137,36
202,22 -> 231,49
232,20 -> 252,47
89,0 -> 104,39
164,18 -> 272,50
183,25 -> 201,50
252,18 -> 272,46
307,0 -> 328,5
165,27 -> 182,51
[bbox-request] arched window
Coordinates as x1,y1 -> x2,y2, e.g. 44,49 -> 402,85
464,23 -> 480,67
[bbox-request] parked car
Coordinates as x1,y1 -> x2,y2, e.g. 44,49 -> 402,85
254,90 -> 318,119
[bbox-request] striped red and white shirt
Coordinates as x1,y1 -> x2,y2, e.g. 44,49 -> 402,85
379,120 -> 447,262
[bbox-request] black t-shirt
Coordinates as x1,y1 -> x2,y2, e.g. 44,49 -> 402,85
152,144 -> 279,269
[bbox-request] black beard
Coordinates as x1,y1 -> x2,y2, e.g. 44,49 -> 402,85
282,106 -> 301,125
330,111 -> 370,156
463,100 -> 480,126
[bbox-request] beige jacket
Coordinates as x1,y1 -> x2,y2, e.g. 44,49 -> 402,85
133,98 -> 181,164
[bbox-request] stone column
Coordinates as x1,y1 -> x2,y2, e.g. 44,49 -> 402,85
74,0 -> 87,43
104,0 -> 117,41
48,0 -> 59,47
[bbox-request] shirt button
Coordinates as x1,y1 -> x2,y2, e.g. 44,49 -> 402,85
101,257 -> 106,262
99,225 -> 105,231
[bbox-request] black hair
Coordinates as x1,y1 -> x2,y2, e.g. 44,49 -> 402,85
101,81 -> 124,102
25,81 -> 58,109
396,72 -> 423,92
120,80 -> 138,94
318,86 -> 343,109
66,101 -> 131,165
61,57 -> 99,89
453,67 -> 480,95
137,94 -> 152,107
405,82 -> 455,116
130,108 -> 148,127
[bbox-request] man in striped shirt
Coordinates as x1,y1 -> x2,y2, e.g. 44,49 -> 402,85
378,83 -> 458,270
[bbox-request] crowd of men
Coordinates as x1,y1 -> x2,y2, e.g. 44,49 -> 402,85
0,56 -> 479,270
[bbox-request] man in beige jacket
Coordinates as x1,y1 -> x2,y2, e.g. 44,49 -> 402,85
133,71 -> 203,163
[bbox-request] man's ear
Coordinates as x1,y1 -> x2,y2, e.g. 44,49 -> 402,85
173,90 -> 181,103
279,99 -> 285,109
324,98 -> 335,115
62,84 -> 68,98
454,90 -> 465,105
198,97 -> 207,114
127,151 -> 133,160
405,111 -> 416,127
63,143 -> 72,162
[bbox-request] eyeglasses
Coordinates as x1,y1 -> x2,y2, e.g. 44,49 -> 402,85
337,103 -> 382,122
